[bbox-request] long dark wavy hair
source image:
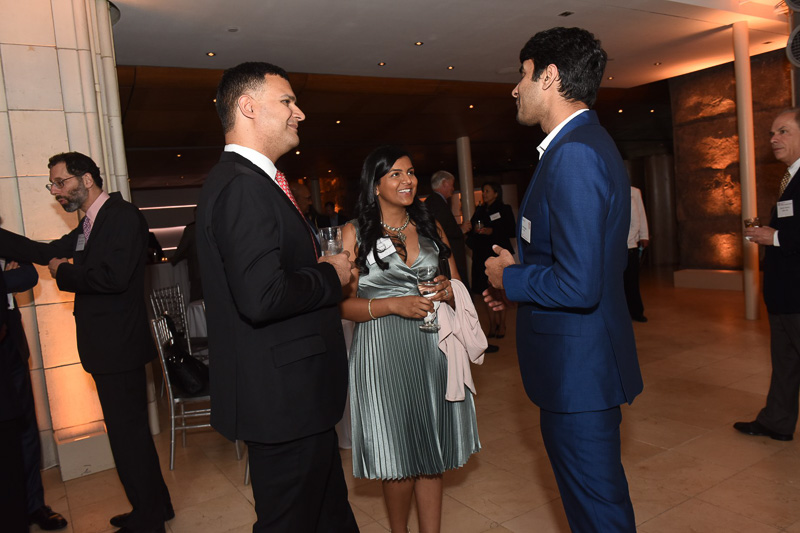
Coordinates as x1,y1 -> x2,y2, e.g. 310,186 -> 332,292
354,145 -> 450,274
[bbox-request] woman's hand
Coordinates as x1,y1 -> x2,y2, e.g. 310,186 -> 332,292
430,275 -> 455,304
389,296 -> 434,319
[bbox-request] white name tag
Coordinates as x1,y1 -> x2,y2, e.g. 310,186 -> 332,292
778,200 -> 794,218
367,237 -> 396,265
75,234 -> 86,251
521,217 -> 531,243
490,212 -> 501,221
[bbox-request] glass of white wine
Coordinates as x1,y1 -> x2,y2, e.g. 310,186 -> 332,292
415,265 -> 440,332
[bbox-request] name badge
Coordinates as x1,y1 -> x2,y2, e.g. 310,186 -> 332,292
490,212 -> 501,221
521,217 -> 531,243
75,234 -> 86,251
778,200 -> 794,218
367,237 -> 396,265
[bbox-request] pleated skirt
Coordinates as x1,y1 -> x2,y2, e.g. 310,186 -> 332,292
349,314 -> 481,480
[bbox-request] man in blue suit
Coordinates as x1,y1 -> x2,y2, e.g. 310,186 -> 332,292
485,27 -> 643,532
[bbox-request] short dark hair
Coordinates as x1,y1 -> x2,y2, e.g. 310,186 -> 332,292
48,152 -> 102,188
482,181 -> 504,203
519,27 -> 606,108
215,62 -> 289,133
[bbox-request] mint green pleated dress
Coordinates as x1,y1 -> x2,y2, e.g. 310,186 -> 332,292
349,234 -> 480,480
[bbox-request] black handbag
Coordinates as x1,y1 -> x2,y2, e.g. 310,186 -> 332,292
161,313 -> 208,394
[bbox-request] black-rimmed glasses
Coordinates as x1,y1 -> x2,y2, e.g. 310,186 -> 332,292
45,176 -> 78,192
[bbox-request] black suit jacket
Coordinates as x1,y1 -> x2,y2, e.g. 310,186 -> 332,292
1,261 -> 37,362
764,171 -> 800,314
196,152 -> 349,444
0,192 -> 154,374
425,192 -> 469,285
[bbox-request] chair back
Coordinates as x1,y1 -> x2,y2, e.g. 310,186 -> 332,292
150,316 -> 176,400
150,285 -> 188,336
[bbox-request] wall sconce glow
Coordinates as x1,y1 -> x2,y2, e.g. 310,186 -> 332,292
212,98 -> 216,103
650,109 -> 655,113
206,52 -> 216,57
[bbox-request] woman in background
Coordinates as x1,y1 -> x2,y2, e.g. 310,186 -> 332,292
340,145 -> 480,533
468,182 -> 516,339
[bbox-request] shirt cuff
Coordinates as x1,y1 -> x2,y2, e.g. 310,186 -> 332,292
774,230 -> 780,247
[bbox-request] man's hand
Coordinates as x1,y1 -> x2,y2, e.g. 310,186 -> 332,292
744,226 -> 776,246
48,258 -> 68,278
4,260 -> 19,271
482,287 -> 509,312
319,250 -> 354,286
638,239 -> 649,249
460,221 -> 472,233
485,245 -> 514,290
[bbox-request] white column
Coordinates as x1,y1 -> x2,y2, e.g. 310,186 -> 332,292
456,136 -> 475,222
0,0 -> 131,479
733,21 -> 760,321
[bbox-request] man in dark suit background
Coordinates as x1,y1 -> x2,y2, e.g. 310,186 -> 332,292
426,170 -> 471,290
737,108 -> 800,442
484,27 -> 642,531
196,62 -> 357,532
318,201 -> 349,228
0,152 -> 171,533
1,259 -> 68,530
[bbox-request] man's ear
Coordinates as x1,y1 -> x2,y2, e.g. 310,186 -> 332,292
237,94 -> 256,119
81,172 -> 94,189
542,64 -> 559,91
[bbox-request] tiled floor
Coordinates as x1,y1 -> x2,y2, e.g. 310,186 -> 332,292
35,272 -> 800,532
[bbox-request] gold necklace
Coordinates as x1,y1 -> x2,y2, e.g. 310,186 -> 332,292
381,212 -> 410,244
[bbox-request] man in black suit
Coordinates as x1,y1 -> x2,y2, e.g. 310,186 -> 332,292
0,266 -> 28,533
737,108 -> 800,442
426,170 -> 471,290
0,152 -> 172,533
196,62 -> 358,532
318,201 -> 349,228
1,259 -> 68,530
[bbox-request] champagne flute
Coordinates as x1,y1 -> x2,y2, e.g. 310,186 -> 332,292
415,266 -> 440,332
318,226 -> 343,256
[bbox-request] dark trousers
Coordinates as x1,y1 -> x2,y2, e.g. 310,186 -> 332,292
247,428 -> 358,533
9,350 -> 44,514
540,407 -> 636,533
623,248 -> 644,319
0,417 -> 27,533
758,313 -> 800,435
93,366 -> 172,530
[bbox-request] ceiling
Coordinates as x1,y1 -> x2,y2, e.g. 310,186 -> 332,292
110,0 -> 791,195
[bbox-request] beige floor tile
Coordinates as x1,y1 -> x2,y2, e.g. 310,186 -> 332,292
745,444 -> 800,486
621,413 -> 708,451
500,499 -> 570,533
638,498 -> 780,532
628,449 -> 739,496
627,474 -> 690,524
168,492 -> 256,533
697,470 -> 800,529
674,424 -> 789,469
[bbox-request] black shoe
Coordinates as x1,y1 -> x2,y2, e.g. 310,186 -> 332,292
29,505 -> 67,531
485,344 -> 499,353
733,420 -> 793,441
632,315 -> 648,323
110,505 -> 175,528
114,526 -> 166,533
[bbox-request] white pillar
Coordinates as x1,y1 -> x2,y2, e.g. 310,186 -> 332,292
0,0 -> 131,479
733,21 -> 760,321
456,136 -> 475,222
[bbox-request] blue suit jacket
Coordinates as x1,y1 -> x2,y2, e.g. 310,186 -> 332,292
504,110 -> 643,413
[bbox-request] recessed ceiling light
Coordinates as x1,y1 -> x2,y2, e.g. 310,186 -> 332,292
206,52 -> 216,57
295,150 -> 301,155
607,76 -> 614,80
618,109 -> 623,113
415,41 -> 423,46
469,104 -> 474,109
558,11 -> 574,16
328,170 -> 332,173
653,61 -> 662,66
650,109 -> 655,113
335,120 -> 341,124
176,154 -> 182,158
378,62 -> 386,66
212,98 -> 217,103
447,66 -> 454,70
227,27 -> 239,33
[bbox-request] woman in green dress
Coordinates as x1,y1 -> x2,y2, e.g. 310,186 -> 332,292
340,145 -> 480,533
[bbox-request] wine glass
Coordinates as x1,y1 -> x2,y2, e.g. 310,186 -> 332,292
415,266 -> 440,332
318,226 -> 343,256
474,220 -> 485,234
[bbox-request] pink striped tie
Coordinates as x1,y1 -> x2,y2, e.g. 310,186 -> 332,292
82,216 -> 92,241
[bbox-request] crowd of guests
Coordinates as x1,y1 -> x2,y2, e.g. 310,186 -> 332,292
34,22 -> 800,533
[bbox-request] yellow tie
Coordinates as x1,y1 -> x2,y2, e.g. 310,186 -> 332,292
779,169 -> 792,197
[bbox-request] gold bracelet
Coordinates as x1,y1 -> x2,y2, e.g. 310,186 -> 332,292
367,298 -> 377,320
